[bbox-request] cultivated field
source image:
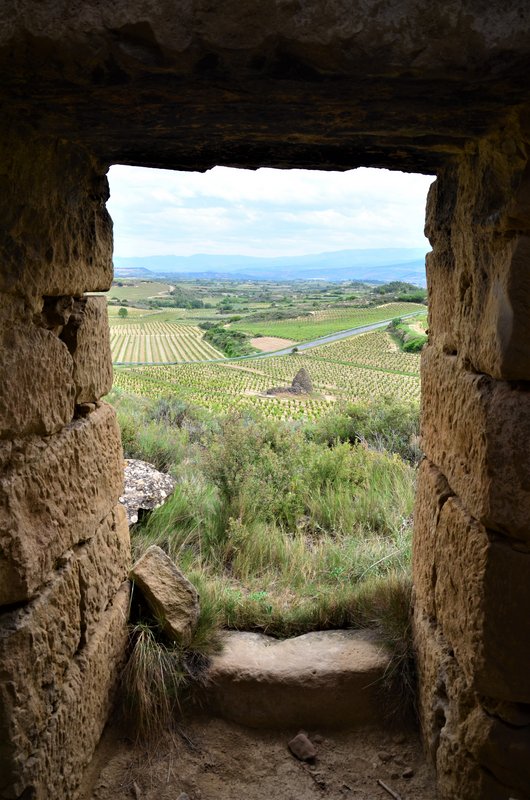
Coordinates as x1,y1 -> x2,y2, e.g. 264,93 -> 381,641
231,302 -> 425,341
113,328 -> 421,419
107,281 -> 173,301
110,321 -> 224,363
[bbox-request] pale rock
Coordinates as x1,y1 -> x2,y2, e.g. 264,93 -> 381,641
203,629 -> 388,728
130,545 -> 200,644
120,459 -> 176,525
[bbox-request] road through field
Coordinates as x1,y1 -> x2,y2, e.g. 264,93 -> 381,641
249,312 -> 422,357
112,311 -> 423,365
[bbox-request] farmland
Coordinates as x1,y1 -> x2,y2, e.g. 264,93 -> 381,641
113,327 -> 421,420
230,302 -> 425,341
110,321 -> 224,363
107,280 -> 173,302
107,279 -> 425,417
108,300 -> 425,365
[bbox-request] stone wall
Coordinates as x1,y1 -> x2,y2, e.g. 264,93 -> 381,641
0,136 -> 130,799
1,4 -> 530,798
414,117 -> 530,800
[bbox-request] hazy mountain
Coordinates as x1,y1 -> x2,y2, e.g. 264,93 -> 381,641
113,248 -> 427,285
114,265 -> 154,278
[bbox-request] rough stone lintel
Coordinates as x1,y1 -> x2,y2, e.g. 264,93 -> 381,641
414,459 -> 530,702
421,345 -> 530,541
0,580 -> 130,800
0,403 -> 124,606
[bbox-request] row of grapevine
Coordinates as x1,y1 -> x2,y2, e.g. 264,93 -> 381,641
232,302 -> 426,341
109,320 -> 224,363
112,329 -> 421,421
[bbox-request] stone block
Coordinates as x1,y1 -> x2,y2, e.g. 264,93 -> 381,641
427,231 -> 530,380
0,138 -> 113,311
0,581 -> 130,800
61,296 -> 113,404
435,499 -> 530,701
130,545 -> 199,644
0,504 -> 129,778
426,146 -> 530,380
412,458 -> 454,618
413,609 -> 481,799
465,706 -> 530,798
421,346 -> 530,541
414,462 -> 530,701
0,293 -> 75,437
203,629 -> 389,729
0,403 -> 124,605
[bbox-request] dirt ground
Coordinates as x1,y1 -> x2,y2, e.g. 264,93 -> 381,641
251,336 -> 296,352
80,714 -> 437,800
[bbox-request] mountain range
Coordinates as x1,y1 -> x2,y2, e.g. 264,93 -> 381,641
113,247 -> 427,285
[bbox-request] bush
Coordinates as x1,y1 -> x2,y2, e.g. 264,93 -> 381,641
202,325 -> 255,357
111,391 -> 419,719
308,397 -> 421,464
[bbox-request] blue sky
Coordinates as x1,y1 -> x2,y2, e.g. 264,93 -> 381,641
108,165 -> 434,258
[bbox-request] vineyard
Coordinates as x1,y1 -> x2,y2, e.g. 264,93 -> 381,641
231,302 -> 425,341
109,320 -> 224,363
113,327 -> 421,420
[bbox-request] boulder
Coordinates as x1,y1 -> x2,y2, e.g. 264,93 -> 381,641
120,459 -> 176,525
130,546 -> 200,645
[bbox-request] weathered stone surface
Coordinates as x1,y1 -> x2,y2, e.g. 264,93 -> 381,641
3,4 -> 530,174
120,459 -> 176,525
0,581 -> 130,800
414,607 -> 530,800
413,609 -> 481,800
61,296 -> 113,405
0,403 -> 124,605
0,137 -> 113,310
465,706 -> 530,798
130,545 -> 199,644
425,135 -> 530,380
421,346 -> 530,540
0,293 -> 75,438
412,459 -> 454,620
0,504 -> 129,790
2,5 -> 530,799
414,462 -> 530,701
203,629 -> 388,728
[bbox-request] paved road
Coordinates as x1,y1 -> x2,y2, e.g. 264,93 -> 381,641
249,312 -> 422,358
114,311 -> 423,366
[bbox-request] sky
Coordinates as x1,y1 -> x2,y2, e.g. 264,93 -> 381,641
108,165 -> 434,259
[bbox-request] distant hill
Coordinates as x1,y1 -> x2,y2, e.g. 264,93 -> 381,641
114,265 -> 154,278
113,248 -> 427,285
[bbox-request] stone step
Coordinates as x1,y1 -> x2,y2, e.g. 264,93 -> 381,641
202,629 -> 390,729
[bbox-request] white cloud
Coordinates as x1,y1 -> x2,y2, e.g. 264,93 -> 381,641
107,164 -> 434,257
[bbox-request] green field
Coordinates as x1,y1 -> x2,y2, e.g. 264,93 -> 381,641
113,328 -> 421,419
110,321 -> 224,363
231,302 -> 425,341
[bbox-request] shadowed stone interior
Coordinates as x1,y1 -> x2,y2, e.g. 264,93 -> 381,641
1,2 -> 530,798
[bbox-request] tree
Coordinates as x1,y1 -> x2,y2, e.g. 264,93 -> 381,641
118,307 -> 128,318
